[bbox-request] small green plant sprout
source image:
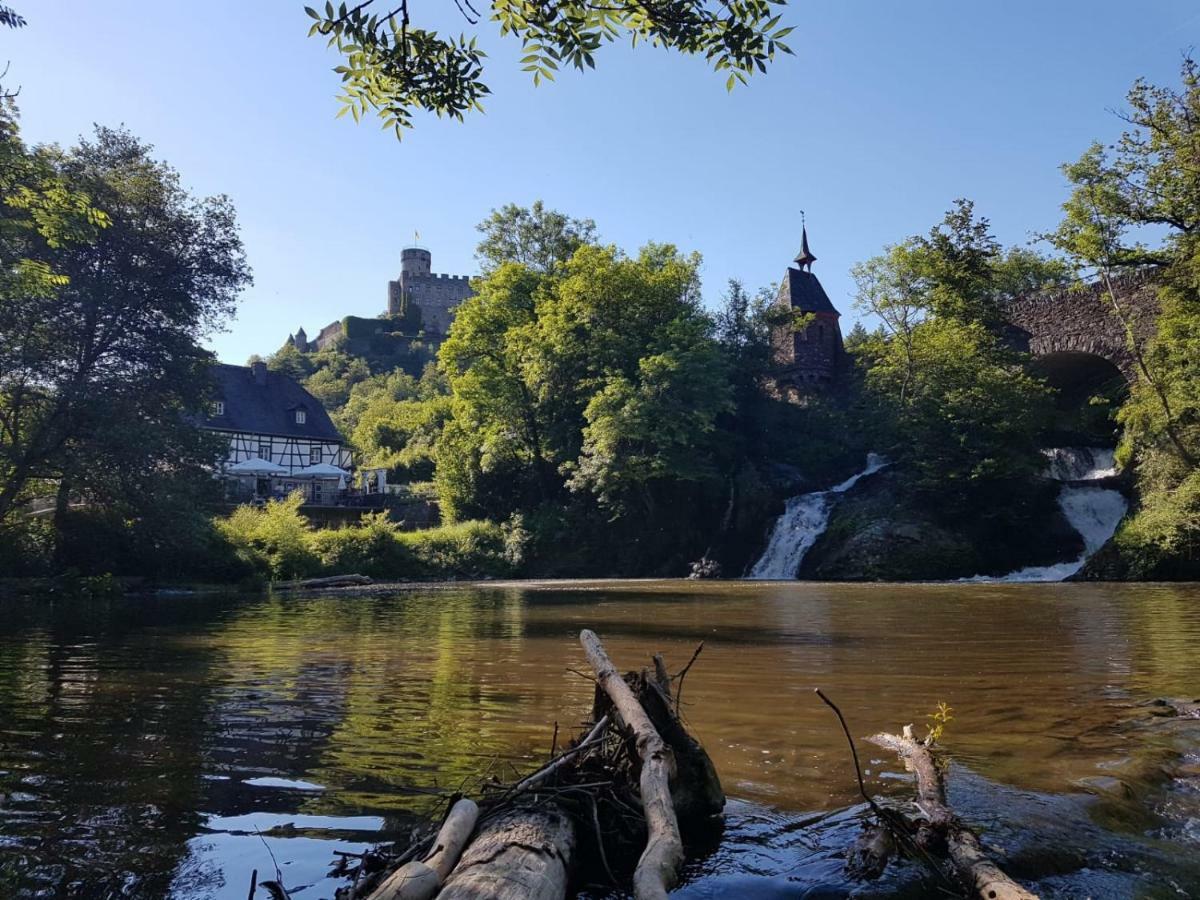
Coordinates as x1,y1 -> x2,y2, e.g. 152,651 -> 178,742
925,701 -> 954,745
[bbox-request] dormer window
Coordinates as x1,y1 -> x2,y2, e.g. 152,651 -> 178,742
211,400 -> 225,417
294,409 -> 307,425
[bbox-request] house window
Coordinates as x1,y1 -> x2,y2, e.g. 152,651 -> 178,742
211,400 -> 225,417
259,441 -> 271,460
310,447 -> 321,466
295,409 -> 307,425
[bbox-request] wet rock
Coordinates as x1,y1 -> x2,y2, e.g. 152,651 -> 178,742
801,470 -> 1083,581
688,557 -> 722,579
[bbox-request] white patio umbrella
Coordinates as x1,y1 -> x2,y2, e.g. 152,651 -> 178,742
292,462 -> 351,479
227,456 -> 288,476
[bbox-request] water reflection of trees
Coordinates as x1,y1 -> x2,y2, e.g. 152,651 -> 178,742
0,600 -> 223,897
203,589 -> 562,815
2,584 -> 1199,896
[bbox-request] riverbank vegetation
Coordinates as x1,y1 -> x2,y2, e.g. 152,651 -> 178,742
217,493 -> 515,582
0,95 -> 251,582
5,59 -> 1200,585
1045,58 -> 1200,580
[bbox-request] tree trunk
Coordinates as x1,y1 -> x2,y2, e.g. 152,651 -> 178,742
580,628 -> 683,900
438,806 -> 574,900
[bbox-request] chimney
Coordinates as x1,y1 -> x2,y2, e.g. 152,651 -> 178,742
251,360 -> 267,385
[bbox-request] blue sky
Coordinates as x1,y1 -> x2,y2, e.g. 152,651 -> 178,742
5,1 -> 1199,364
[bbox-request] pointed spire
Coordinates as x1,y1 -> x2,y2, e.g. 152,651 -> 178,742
794,213 -> 816,271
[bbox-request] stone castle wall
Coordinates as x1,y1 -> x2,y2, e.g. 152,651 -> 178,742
389,272 -> 473,335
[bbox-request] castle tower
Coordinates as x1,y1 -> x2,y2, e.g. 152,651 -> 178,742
293,326 -> 308,353
387,244 -> 474,335
770,225 -> 844,387
388,246 -> 431,316
401,246 -> 431,278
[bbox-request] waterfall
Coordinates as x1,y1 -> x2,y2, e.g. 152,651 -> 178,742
748,454 -> 887,580
970,447 -> 1127,583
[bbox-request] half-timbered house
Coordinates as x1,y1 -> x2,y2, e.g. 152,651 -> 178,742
198,361 -> 353,503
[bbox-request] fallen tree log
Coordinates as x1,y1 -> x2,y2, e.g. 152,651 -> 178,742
869,725 -> 1038,900
438,806 -> 575,900
366,798 -> 478,900
273,574 -> 373,590
580,628 -> 684,900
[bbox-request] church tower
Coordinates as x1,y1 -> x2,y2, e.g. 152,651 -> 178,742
770,225 -> 844,388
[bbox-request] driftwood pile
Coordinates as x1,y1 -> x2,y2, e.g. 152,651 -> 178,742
865,725 -> 1038,900
331,632 -> 1044,900
335,629 -> 724,900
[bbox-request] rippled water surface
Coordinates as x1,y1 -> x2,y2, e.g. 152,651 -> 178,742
1,581 -> 1199,898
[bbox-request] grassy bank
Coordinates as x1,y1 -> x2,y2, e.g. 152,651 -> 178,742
217,493 -> 518,582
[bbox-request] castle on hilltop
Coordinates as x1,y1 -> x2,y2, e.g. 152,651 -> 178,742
287,245 -> 474,355
387,247 -> 473,334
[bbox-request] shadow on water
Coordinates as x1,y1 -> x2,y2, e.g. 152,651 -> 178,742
0,581 -> 1198,897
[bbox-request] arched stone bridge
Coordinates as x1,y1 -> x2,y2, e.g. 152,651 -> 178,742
1003,270 -> 1159,390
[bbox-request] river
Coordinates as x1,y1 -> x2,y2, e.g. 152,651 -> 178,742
1,581 -> 1198,898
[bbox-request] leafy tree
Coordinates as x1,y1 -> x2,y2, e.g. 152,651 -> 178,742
338,368 -> 421,433
353,394 -> 452,480
852,203 -> 1058,509
1048,58 -> 1200,466
0,104 -> 108,306
1046,58 -> 1200,574
265,342 -> 313,380
305,0 -> 795,138
842,321 -> 871,353
301,350 -> 373,410
435,240 -> 731,545
568,316 -> 731,514
0,125 -> 250,532
476,200 -> 596,274
861,317 -> 1053,501
340,364 -> 450,480
713,278 -> 774,376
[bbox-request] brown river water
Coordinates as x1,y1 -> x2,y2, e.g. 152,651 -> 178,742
1,581 -> 1198,898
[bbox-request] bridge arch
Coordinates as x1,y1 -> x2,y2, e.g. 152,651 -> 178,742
1002,271 -> 1158,384
1031,350 -> 1127,407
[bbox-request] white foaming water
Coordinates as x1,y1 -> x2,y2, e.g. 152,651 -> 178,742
969,447 -> 1127,583
1044,446 -> 1119,482
747,454 -> 887,580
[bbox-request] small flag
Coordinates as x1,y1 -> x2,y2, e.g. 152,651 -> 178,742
414,229 -> 420,241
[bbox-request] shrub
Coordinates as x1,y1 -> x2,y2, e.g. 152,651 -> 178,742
215,489 -> 515,582
309,512 -> 415,578
216,492 -> 321,580
0,516 -> 55,577
396,520 -> 512,579
1110,470 -> 1200,579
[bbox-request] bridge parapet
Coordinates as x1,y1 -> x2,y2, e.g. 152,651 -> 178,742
1003,270 -> 1159,381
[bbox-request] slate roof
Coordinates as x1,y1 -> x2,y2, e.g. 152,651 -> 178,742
196,363 -> 343,442
777,268 -> 841,316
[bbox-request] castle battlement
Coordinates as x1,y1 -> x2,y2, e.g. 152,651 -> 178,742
289,245 -> 475,354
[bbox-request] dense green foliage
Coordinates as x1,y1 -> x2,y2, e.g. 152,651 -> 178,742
0,107 -> 251,575
850,201 -> 1067,514
1048,59 -> 1200,578
306,0 -> 794,139
282,202 -> 872,577
476,201 -> 596,274
216,493 -> 513,581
